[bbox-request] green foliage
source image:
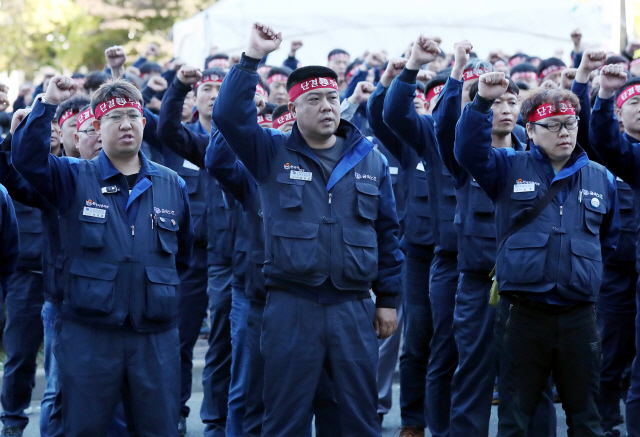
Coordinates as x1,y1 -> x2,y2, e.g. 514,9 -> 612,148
0,0 -> 216,78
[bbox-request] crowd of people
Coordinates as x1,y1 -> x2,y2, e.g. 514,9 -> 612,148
0,20 -> 639,437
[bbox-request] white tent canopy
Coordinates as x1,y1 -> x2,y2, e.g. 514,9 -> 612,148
173,0 -> 621,69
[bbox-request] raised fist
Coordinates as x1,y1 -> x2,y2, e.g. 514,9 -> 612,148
380,58 -> 407,87
169,58 -> 186,71
105,46 -> 127,69
126,66 -> 141,77
0,92 -> 9,112
44,76 -> 78,105
365,52 -> 385,68
290,40 -> 303,54
147,76 -> 168,92
625,40 -> 640,56
599,64 -> 628,99
348,81 -> 375,105
571,29 -> 582,46
246,22 -> 283,60
144,43 -> 160,58
177,65 -> 203,86
540,79 -> 559,90
578,50 -> 606,73
453,40 -> 473,71
478,72 -> 509,100
10,108 -> 32,134
407,34 -> 441,70
560,68 -> 577,90
0,82 -> 8,95
417,69 -> 436,83
254,93 -> 266,113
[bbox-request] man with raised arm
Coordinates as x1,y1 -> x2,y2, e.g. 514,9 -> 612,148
212,22 -> 403,437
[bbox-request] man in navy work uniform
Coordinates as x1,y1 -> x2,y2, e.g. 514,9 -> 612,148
456,72 -> 619,437
589,64 -> 640,437
12,76 -> 194,436
367,57 -> 436,436
212,22 -> 403,437
0,183 -> 18,312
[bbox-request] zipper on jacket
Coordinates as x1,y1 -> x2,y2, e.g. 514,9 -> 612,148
328,193 -> 332,205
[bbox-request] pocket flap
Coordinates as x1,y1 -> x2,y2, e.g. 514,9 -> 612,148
571,238 -> 602,261
70,258 -> 118,280
510,190 -> 538,200
276,172 -> 305,185
343,227 -> 377,247
584,199 -> 607,214
156,216 -> 179,231
271,220 -> 319,239
505,232 -> 549,249
145,265 -> 180,285
356,182 -> 380,196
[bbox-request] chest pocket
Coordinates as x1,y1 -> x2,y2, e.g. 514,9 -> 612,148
583,199 -> 606,235
156,215 -> 179,254
68,258 -> 118,315
79,212 -> 108,249
411,174 -> 429,201
509,189 -> 539,222
470,180 -> 494,214
271,219 -> 320,274
617,185 -> 636,232
356,182 -> 379,220
277,173 -> 305,209
177,161 -> 200,195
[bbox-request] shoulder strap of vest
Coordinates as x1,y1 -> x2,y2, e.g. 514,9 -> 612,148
498,175 -> 572,251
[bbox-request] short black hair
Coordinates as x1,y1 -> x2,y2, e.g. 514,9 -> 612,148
516,82 -> 531,91
605,55 -> 629,66
194,67 -> 227,95
204,54 -> 229,69
416,80 -> 427,94
614,76 -> 640,105
286,66 -> 338,93
509,53 -> 529,63
55,95 -> 91,125
260,102 -> 278,116
71,72 -> 85,79
267,66 -> 293,80
469,78 -> 519,101
272,104 -> 290,120
510,62 -> 538,75
538,57 -> 566,78
140,62 -> 163,75
425,74 -> 448,96
84,71 -> 111,93
328,49 -> 349,59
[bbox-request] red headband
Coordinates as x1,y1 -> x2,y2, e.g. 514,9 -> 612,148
272,111 -> 294,130
493,60 -> 508,69
346,64 -> 361,81
328,53 -> 350,62
288,77 -> 339,102
462,67 -> 491,81
414,90 -> 427,102
58,109 -> 78,127
539,65 -> 565,79
195,74 -> 224,90
208,58 -> 229,68
257,113 -> 272,125
426,84 -> 444,102
528,101 -> 575,122
256,84 -> 268,98
616,84 -> 640,108
631,58 -> 640,69
76,108 -> 94,131
509,56 -> 527,67
511,71 -> 538,81
94,98 -> 143,120
267,74 -> 288,85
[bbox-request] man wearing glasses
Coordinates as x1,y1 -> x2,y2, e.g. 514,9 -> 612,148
455,73 -> 620,436
12,76 -> 194,436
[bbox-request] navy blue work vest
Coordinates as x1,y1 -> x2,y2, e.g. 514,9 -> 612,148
13,201 -> 43,271
610,178 -> 636,267
259,128 -> 386,293
403,157 -> 436,253
58,159 -> 186,332
376,143 -> 406,226
495,154 -> 609,301
206,180 -> 234,266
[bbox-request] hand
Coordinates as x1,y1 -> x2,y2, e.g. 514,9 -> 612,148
403,41 -> 414,60
406,34 -> 441,70
599,64 -> 628,99
451,40 -> 473,80
126,66 -> 141,77
209,45 -> 219,56
147,97 -> 162,112
428,35 -> 442,45
177,65 -> 203,86
380,58 -> 408,87
347,81 -> 374,105
144,43 -> 160,58
19,84 -> 33,96
625,40 -> 640,56
571,28 -> 582,51
43,76 -> 78,105
245,22 -> 283,59
374,308 -> 398,339
364,52 -> 385,68
147,76 -> 168,92
540,79 -> 559,90
10,108 -> 31,134
417,69 -> 436,83
576,49 -> 606,83
229,54 -> 241,66
478,72 -> 509,100
0,92 -> 9,112
0,82 -> 8,94
254,93 -> 266,113
560,68 -> 577,90
289,40 -> 303,57
105,46 -> 127,70
169,58 -> 186,71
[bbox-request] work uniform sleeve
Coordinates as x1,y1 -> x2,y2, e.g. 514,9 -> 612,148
12,98 -> 80,212
0,188 -> 19,298
176,177 -> 194,278
431,76 -> 468,187
571,80 -> 600,163
0,151 -> 50,210
204,121 -> 257,210
600,172 -> 621,265
383,68 -> 433,158
142,107 -> 163,154
366,83 -> 412,170
157,79 -> 209,167
589,96 -> 640,188
211,54 -> 281,184
454,95 -> 514,202
283,56 -> 300,71
372,158 -> 404,308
